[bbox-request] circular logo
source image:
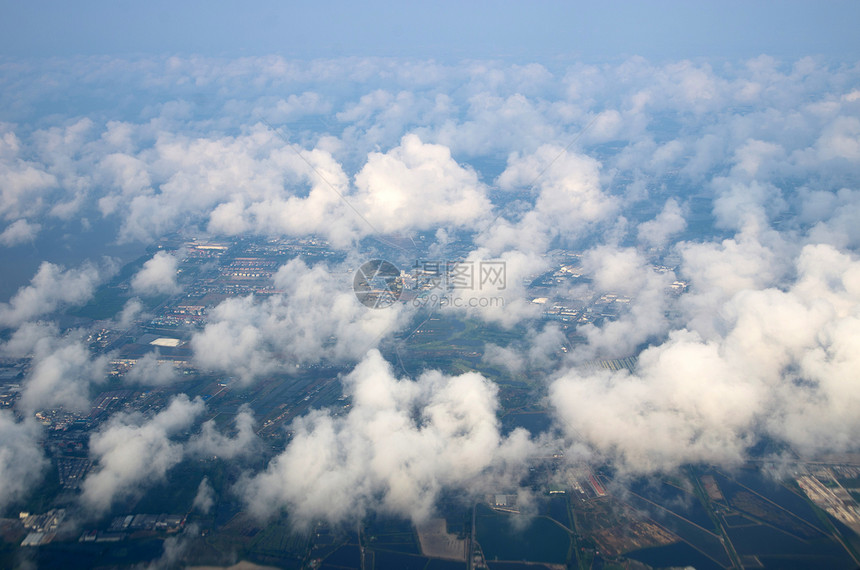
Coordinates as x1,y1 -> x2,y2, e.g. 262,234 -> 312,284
353,259 -> 403,309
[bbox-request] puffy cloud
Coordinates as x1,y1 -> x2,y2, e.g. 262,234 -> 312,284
637,198 -> 686,249
0,54 -> 856,259
142,523 -> 201,570
123,352 -> 179,386
0,218 -> 41,246
186,405 -> 259,460
239,349 -> 535,526
0,320 -> 59,357
202,141 -> 361,248
353,134 -> 492,234
0,412 -> 48,514
0,261 -> 103,328
482,343 -> 526,374
551,243 -> 860,474
437,248 -> 546,326
90,126 -> 362,246
96,152 -> 152,215
573,246 -> 676,360
2,322 -> 108,414
115,297 -> 144,328
483,323 -> 568,374
552,330 -> 755,473
483,145 -> 614,253
802,188 -> 860,249
676,224 -> 794,339
429,91 -> 560,157
81,395 -> 205,514
192,477 -> 215,514
711,179 -> 785,231
130,250 -> 181,296
0,129 -> 58,221
816,116 -> 860,162
22,337 -> 108,414
191,258 -> 407,383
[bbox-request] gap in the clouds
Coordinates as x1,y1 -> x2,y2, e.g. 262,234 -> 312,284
0,215 -> 145,304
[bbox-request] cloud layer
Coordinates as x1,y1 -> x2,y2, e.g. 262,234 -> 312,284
1,53 -> 859,523
552,243 -> 860,473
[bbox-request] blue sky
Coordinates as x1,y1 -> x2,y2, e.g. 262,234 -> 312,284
1,0 -> 858,61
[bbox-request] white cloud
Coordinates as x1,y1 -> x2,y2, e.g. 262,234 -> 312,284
131,250 -> 181,296
0,261 -> 103,328
1,53 -> 860,491
483,145 -> 615,252
552,329 -> 756,473
552,243 -> 860,473
816,116 -> 860,161
2,322 -> 108,414
239,349 -> 535,526
637,198 -> 686,249
440,248 -> 546,326
482,343 -> 525,375
573,246 -> 676,360
192,477 -> 215,514
81,395 -> 205,514
115,297 -> 144,328
187,405 -> 259,460
123,352 -> 179,386
677,224 -> 793,339
353,134 -> 492,234
191,258 -> 407,383
0,129 -> 57,221
0,412 -> 48,513
0,219 -> 41,246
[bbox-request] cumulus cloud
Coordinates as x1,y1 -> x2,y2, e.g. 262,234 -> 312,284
0,412 -> 48,513
192,477 -> 215,515
187,405 -> 259,460
483,145 -> 615,253
0,129 -> 58,221
677,224 -> 793,339
203,139 -> 361,248
143,523 -> 201,570
123,351 -> 179,386
81,395 -> 205,514
130,250 -> 181,296
552,330 -> 756,473
22,337 -> 108,414
482,343 -> 525,375
0,218 -> 41,246
801,187 -> 860,249
115,297 -> 144,328
0,261 -> 103,328
483,323 -> 567,374
436,248 -> 546,326
2,322 -> 108,414
239,349 -> 535,526
191,258 -> 407,383
0,54 -> 855,257
552,243 -> 860,473
572,246 -> 676,360
637,198 -> 686,249
353,134 -> 492,234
